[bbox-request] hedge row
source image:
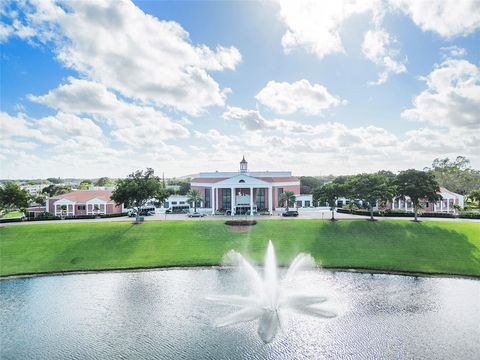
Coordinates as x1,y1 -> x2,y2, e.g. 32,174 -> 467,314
225,220 -> 257,226
0,212 -> 129,223
336,208 -> 480,219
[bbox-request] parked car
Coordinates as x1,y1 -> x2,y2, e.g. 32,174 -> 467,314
282,210 -> 299,217
188,212 -> 206,218
128,209 -> 155,217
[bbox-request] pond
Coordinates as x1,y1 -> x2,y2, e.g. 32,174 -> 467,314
1,269 -> 479,359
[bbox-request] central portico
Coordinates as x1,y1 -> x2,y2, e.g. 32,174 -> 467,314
190,157 -> 300,216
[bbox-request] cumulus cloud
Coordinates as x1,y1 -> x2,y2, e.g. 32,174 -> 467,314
222,106 -> 269,131
255,80 -> 345,115
11,0 -> 241,115
28,77 -> 190,145
36,112 -> 104,143
274,0 -> 383,59
362,29 -> 407,85
402,59 -> 480,129
390,0 -> 480,38
221,106 -> 399,153
0,112 -> 48,146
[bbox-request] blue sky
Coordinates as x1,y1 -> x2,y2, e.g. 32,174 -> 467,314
1,0 -> 479,179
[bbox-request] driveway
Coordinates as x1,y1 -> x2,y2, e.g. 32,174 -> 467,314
1,210 -> 479,226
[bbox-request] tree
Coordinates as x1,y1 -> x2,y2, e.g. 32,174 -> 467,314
187,189 -> 202,213
94,177 -> 114,187
299,176 -> 334,194
425,156 -> 480,195
79,180 -> 92,190
467,189 -> 480,209
42,184 -> 72,197
347,173 -> 395,221
333,175 -> 351,185
111,168 -> 168,223
313,183 -> 345,220
47,177 -> 62,184
396,169 -> 441,222
0,182 -> 30,214
178,180 -> 191,195
280,191 -> 296,211
32,192 -> 47,206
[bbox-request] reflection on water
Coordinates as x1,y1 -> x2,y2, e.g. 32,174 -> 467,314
1,270 -> 479,359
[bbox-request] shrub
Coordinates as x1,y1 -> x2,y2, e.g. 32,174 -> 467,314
458,212 -> 480,219
225,220 -> 257,226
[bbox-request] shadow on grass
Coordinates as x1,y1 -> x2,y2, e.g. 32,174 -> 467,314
308,221 -> 480,276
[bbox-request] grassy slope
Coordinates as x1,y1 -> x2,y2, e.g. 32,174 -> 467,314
0,211 -> 24,219
0,220 -> 479,277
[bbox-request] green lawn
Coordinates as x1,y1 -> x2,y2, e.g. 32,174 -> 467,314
0,220 -> 479,277
0,211 -> 24,219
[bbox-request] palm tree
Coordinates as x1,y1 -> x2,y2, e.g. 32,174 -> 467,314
280,191 -> 296,211
187,189 -> 202,213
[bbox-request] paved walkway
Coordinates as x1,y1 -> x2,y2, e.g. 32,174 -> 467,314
2,210 -> 479,226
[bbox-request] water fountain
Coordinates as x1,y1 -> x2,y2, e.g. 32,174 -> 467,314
208,240 -> 336,343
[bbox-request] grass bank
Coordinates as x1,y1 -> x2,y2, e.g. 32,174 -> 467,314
1,220 -> 479,277
0,211 -> 23,219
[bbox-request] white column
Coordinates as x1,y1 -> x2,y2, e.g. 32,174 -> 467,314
211,186 -> 215,215
268,186 -> 273,214
447,198 -> 450,213
231,187 -> 235,216
441,200 -> 444,212
404,199 -> 408,211
215,188 -> 219,212
250,187 -> 254,216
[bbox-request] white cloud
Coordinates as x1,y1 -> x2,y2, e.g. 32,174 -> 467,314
362,29 -> 407,85
440,45 -> 467,59
36,112 -> 104,143
28,77 -> 190,145
0,112 -> 49,145
14,0 -> 241,115
390,0 -> 480,38
274,0 -> 383,59
222,106 -> 269,131
255,80 -> 345,115
402,59 -> 480,129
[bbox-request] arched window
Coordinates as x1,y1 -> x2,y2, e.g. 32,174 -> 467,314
239,179 -> 245,183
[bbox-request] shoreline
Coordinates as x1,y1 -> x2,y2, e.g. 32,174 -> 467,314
1,264 -> 479,281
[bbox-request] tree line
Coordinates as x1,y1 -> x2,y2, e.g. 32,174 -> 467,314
313,169 -> 441,222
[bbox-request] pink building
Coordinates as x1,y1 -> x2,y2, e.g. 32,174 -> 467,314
47,190 -> 123,217
190,157 -> 300,215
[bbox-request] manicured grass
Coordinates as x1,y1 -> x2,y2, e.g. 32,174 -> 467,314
0,211 -> 24,219
0,220 -> 479,277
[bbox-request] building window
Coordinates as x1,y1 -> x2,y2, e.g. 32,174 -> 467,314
222,189 -> 231,210
164,202 -> 169,209
296,201 -> 302,208
305,200 -> 310,207
256,188 -> 265,210
277,188 -> 284,207
205,188 -> 211,208
172,201 -> 177,205
77,205 -> 86,211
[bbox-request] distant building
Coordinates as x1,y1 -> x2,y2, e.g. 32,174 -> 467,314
387,187 -> 464,213
190,157 -> 301,215
20,183 -> 48,196
159,194 -> 190,213
47,190 -> 123,216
